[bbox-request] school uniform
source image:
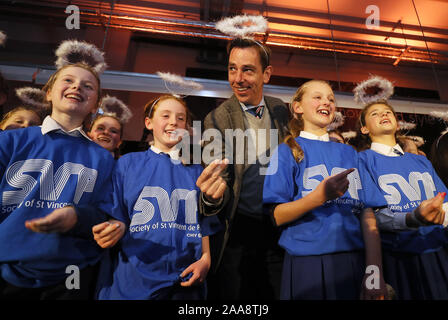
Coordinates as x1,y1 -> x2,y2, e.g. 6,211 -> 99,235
96,146 -> 220,300
0,116 -> 114,299
359,143 -> 448,299
263,132 -> 383,300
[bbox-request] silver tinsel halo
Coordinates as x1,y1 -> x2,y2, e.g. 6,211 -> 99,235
327,111 -> 344,131
97,95 -> 133,124
353,75 -> 394,105
215,15 -> 268,39
341,131 -> 357,140
403,135 -> 425,147
15,87 -> 49,109
55,39 -> 107,74
398,121 -> 416,131
156,71 -> 203,97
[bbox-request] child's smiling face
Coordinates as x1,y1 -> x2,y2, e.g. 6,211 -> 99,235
293,81 -> 336,134
46,66 -> 99,120
88,116 -> 122,152
145,98 -> 187,152
361,103 -> 398,138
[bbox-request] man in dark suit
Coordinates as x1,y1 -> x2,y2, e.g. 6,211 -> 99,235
203,38 -> 289,300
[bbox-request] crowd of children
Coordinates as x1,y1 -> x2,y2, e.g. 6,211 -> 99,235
0,36 -> 448,301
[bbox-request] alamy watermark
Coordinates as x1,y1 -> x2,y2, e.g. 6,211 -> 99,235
168,121 -> 279,175
65,5 -> 80,30
65,265 -> 80,290
365,5 -> 380,30
365,265 -> 380,290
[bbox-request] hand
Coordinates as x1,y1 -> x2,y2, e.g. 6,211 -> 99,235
25,206 -> 77,233
196,159 -> 229,203
315,168 -> 354,202
92,220 -> 126,248
415,192 -> 446,225
179,253 -> 211,287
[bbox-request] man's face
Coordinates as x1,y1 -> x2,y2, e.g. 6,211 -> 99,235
228,46 -> 272,106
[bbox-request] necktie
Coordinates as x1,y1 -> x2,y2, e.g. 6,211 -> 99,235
392,148 -> 403,156
247,105 -> 264,119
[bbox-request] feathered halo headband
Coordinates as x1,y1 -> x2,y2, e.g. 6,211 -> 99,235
215,15 -> 268,39
15,87 -> 50,109
147,72 -> 203,118
327,111 -> 344,131
215,15 -> 270,62
353,75 -> 394,105
96,95 -> 133,124
55,39 -> 107,74
157,72 -> 203,96
0,31 -> 6,46
429,110 -> 448,146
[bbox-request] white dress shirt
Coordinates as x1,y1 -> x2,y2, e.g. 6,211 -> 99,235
299,131 -> 330,142
150,145 -> 180,161
239,97 -> 266,113
371,142 -> 404,157
41,116 -> 91,141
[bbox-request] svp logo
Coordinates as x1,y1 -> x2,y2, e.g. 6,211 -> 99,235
129,186 -> 199,234
2,159 -> 98,206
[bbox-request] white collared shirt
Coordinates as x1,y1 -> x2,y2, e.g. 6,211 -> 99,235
370,142 -> 404,157
299,131 -> 330,142
150,145 -> 180,161
41,116 -> 91,141
239,97 -> 266,112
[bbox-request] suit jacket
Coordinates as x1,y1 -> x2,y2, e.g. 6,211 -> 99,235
202,94 -> 290,272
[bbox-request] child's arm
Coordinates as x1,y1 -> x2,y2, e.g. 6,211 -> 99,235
273,168 -> 354,226
92,220 -> 126,248
179,236 -> 211,287
359,208 -> 388,300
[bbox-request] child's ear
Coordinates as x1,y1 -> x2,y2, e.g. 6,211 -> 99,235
360,126 -> 369,135
46,89 -> 52,103
292,101 -> 303,116
144,117 -> 153,131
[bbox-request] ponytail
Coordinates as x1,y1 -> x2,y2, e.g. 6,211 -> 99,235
284,116 -> 304,162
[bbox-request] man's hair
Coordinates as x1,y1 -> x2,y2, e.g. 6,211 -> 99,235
227,38 -> 271,70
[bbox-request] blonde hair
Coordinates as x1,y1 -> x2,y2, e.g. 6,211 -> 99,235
285,80 -> 332,162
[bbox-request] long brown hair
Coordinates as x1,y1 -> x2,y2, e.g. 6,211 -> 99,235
285,80 -> 332,162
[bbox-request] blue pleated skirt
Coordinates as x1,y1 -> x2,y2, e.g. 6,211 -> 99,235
280,250 -> 364,300
382,246 -> 448,300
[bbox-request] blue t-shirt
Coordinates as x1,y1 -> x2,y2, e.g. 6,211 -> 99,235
0,126 -> 115,287
263,137 -> 382,256
97,149 -> 220,300
359,150 -> 448,253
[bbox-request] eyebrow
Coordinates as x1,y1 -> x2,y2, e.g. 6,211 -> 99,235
61,73 -> 96,84
228,62 -> 256,69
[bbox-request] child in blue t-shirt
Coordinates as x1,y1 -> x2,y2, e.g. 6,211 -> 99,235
357,100 -> 448,299
0,62 -> 115,299
93,94 -> 227,300
263,80 -> 388,300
